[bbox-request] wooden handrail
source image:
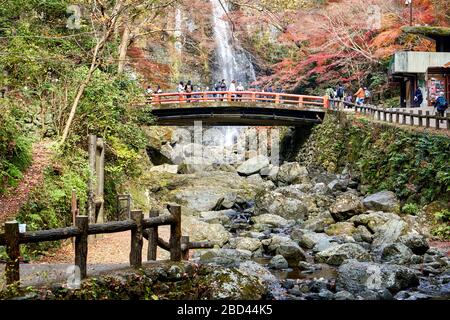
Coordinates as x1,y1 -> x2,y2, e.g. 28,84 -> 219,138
148,91 -> 326,108
0,204 -> 211,285
329,99 -> 450,130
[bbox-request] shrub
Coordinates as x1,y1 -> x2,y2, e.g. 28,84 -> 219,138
401,203 -> 419,215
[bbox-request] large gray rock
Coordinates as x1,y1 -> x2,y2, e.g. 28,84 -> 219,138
325,222 -> 357,236
363,191 -> 400,213
330,193 -> 364,221
277,162 -> 308,184
199,249 -> 252,267
372,219 -> 409,249
337,260 -> 419,294
251,214 -> 291,228
269,255 -> 289,270
199,209 -> 234,224
229,237 -> 261,252
255,190 -> 308,220
182,216 -> 230,246
350,211 -> 402,233
328,179 -> 349,192
276,243 -> 307,267
399,234 -> 430,255
301,211 -> 335,232
298,231 -> 335,252
380,243 -> 413,264
261,234 -> 307,266
315,243 -> 372,266
237,155 -> 270,176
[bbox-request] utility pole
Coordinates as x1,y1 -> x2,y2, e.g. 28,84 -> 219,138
405,0 -> 413,26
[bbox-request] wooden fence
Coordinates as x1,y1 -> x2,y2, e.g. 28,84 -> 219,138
0,204 -> 212,285
331,100 -> 450,130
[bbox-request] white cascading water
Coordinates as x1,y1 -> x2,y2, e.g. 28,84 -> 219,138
210,0 -> 256,85
210,0 -> 255,153
174,8 -> 183,54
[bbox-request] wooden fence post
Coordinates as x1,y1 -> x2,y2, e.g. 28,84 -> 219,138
181,236 -> 190,261
436,114 -> 440,129
95,138 -> 105,224
388,110 -> 393,123
382,110 -> 386,122
5,221 -> 20,285
298,96 -> 303,108
147,208 -> 159,261
418,110 -> 423,126
409,110 -> 414,125
88,135 -> 96,224
402,112 -> 406,125
425,111 -> 430,128
75,216 -> 88,279
168,204 -> 182,261
130,210 -> 143,268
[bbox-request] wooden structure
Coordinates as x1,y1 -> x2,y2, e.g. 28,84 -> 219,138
88,134 -> 105,224
0,204 -> 212,285
146,91 -> 328,127
333,100 -> 450,130
150,91 -> 328,108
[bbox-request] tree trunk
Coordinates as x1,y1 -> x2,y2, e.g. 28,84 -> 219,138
118,21 -> 130,74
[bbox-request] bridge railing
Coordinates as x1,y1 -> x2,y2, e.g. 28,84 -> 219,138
330,99 -> 450,130
149,91 -> 328,109
0,204 -> 212,286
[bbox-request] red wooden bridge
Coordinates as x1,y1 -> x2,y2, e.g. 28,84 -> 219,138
147,91 -> 329,126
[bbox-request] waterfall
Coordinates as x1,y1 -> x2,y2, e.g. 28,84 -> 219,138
174,8 -> 183,54
210,0 -> 256,85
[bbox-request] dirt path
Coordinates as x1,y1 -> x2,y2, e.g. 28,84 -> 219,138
34,225 -> 171,264
0,141 -> 53,225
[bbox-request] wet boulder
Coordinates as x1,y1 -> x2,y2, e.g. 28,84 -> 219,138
199,209 -> 234,224
276,242 -> 307,267
380,243 -> 413,264
251,213 -> 291,228
229,237 -> 262,252
236,155 -> 270,176
325,222 -> 357,237
269,255 -> 289,270
199,249 -> 252,267
329,193 -> 364,221
399,234 -> 430,255
315,243 -> 372,266
301,211 -> 335,233
297,231 -> 335,252
182,216 -> 230,246
276,162 -> 308,185
327,179 -> 349,192
255,190 -> 308,220
363,191 -> 400,213
336,260 -> 419,295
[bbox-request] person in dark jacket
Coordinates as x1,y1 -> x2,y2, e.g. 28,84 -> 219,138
434,92 -> 448,123
413,87 -> 423,108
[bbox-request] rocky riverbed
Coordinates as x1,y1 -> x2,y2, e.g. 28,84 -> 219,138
142,132 -> 450,300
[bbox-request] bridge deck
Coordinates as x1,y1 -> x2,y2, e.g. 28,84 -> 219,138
147,92 -> 328,126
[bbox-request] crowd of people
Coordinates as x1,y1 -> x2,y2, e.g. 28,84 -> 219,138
325,84 -> 372,109
145,79 -> 286,102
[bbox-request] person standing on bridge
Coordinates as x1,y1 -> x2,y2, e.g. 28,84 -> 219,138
414,87 -> 423,108
177,81 -> 184,93
434,92 -> 448,123
335,83 -> 345,109
325,87 -> 335,109
229,80 -> 236,101
185,80 -> 193,103
354,86 -> 365,106
236,82 -> 244,101
219,79 -> 227,101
